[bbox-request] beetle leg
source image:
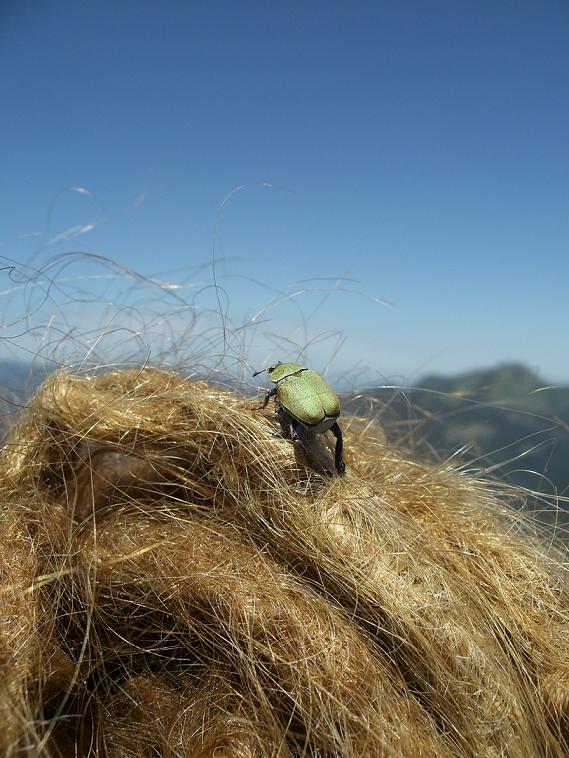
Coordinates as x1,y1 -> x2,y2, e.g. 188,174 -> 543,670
330,422 -> 345,475
290,417 -> 303,445
276,404 -> 294,439
254,387 -> 277,411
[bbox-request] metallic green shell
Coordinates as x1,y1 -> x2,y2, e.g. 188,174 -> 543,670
276,368 -> 341,427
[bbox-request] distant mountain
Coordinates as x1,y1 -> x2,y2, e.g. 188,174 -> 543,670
346,363 -> 569,530
0,360 -> 50,425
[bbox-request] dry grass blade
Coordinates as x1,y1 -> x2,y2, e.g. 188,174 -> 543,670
0,368 -> 567,756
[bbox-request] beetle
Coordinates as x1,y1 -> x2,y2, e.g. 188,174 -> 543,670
253,361 -> 345,475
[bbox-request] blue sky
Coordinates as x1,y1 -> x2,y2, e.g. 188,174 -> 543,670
1,1 -> 568,384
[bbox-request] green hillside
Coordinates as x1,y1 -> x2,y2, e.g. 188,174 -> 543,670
347,363 -> 569,529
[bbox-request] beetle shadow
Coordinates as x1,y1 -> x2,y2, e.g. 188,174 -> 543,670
293,425 -> 336,477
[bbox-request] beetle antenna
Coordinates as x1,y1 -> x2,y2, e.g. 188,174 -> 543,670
252,367 -> 268,377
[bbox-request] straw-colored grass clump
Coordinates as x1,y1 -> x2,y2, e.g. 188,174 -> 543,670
0,367 -> 567,756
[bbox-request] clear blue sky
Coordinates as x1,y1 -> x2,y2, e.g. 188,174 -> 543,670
1,1 -> 568,384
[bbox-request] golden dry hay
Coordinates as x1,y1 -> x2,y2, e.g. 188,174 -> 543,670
0,368 -> 567,756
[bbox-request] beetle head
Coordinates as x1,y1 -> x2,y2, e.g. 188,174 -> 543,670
267,362 -> 305,383
253,361 -> 306,383
252,361 -> 283,378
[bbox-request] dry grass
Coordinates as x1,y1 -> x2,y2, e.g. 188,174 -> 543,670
0,367 -> 567,756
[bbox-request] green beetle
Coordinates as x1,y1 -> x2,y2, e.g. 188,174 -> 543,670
254,361 -> 345,475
